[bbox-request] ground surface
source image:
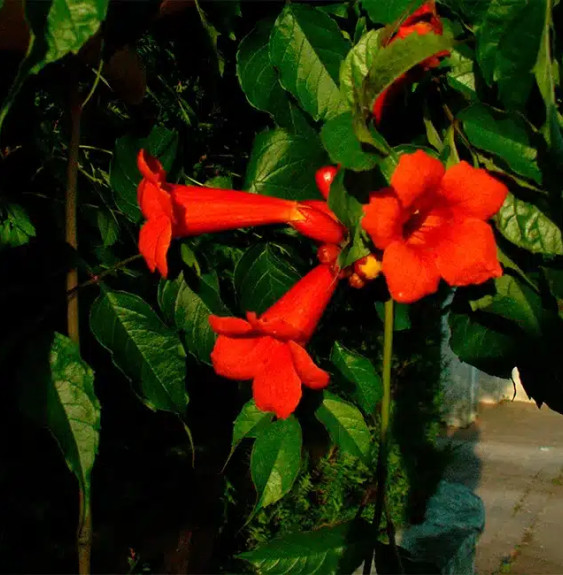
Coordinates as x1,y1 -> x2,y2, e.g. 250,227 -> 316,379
442,401 -> 563,575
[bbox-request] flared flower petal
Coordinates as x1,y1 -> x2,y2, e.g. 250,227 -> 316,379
252,340 -> 302,419
390,150 -> 445,209
139,215 -> 172,277
382,241 -> 441,303
137,149 -> 166,185
362,189 -> 403,249
210,335 -> 264,381
288,341 -> 330,390
208,315 -> 254,336
246,312 -> 305,342
435,219 -> 502,286
438,161 -> 508,220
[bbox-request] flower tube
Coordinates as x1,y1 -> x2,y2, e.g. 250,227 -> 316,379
137,150 -> 346,276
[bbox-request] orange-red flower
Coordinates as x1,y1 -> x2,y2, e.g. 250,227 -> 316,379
373,1 -> 448,124
137,150 -> 346,277
209,264 -> 339,419
362,150 -> 508,303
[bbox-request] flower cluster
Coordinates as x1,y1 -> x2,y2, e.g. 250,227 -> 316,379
135,2 -> 507,419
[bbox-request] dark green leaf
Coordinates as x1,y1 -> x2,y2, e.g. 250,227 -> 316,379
90,290 -> 188,414
459,104 -> 541,183
362,0 -> 424,25
358,30 -> 454,118
251,416 -> 302,512
328,170 -> 364,230
20,333 -> 100,502
321,112 -> 379,171
476,0 -> 545,109
375,301 -> 411,331
494,1 -> 545,109
448,312 -> 518,378
231,400 -> 274,453
0,0 -> 109,129
340,29 -> 384,107
0,203 -> 36,250
96,211 -> 119,248
234,244 -> 301,315
495,193 -> 563,256
110,125 -> 178,222
237,18 -> 311,132
315,392 -> 371,462
440,0 -> 489,24
270,4 -> 350,121
158,272 -> 228,364
331,342 -> 382,413
238,519 -> 373,574
469,275 -> 546,337
244,129 -> 327,200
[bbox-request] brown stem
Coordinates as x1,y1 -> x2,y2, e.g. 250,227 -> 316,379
66,84 -> 82,346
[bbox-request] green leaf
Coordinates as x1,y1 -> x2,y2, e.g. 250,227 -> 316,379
244,129 -> 327,200
459,104 -> 541,183
20,333 -> 100,502
321,112 -> 379,171
357,30 -> 454,118
331,342 -> 382,413
476,0 -> 545,109
234,244 -> 301,315
231,400 -> 274,453
270,4 -> 350,121
340,29 -> 384,107
495,192 -> 563,256
494,0 -> 545,109
375,301 -> 411,331
237,17 -> 311,132
238,519 -> 373,574
90,290 -> 188,414
448,312 -> 518,378
328,170 -> 364,230
447,47 -> 476,98
251,416 -> 302,512
0,203 -> 36,250
158,272 -> 228,364
96,211 -> 119,248
110,125 -> 178,222
0,0 -> 109,129
362,0 -> 425,25
470,275 -> 547,338
315,392 -> 371,462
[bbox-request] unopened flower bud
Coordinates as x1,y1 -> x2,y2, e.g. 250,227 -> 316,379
354,254 -> 382,281
348,273 -> 366,289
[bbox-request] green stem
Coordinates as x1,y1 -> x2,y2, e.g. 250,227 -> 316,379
363,298 -> 394,575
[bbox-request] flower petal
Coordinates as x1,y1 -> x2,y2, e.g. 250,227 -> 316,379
288,341 -> 329,390
139,215 -> 172,277
362,188 -> 403,249
208,315 -> 254,336
438,161 -> 508,220
382,240 -> 441,303
137,149 -> 167,185
137,179 -> 174,221
253,340 -> 302,419
435,219 -> 502,286
391,150 -> 445,209
210,335 -> 264,380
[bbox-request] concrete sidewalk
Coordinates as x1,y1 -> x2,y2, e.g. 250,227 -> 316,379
441,401 -> 563,575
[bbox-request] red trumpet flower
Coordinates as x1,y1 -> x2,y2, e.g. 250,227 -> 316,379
137,150 -> 346,277
373,1 -> 449,124
362,150 -> 508,303
209,264 -> 340,419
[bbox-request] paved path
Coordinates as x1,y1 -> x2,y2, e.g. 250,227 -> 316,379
441,401 -> 563,575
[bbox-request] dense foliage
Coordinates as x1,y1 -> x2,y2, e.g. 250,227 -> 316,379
0,0 -> 561,573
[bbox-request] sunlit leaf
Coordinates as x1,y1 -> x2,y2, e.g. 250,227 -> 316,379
0,203 -> 36,250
